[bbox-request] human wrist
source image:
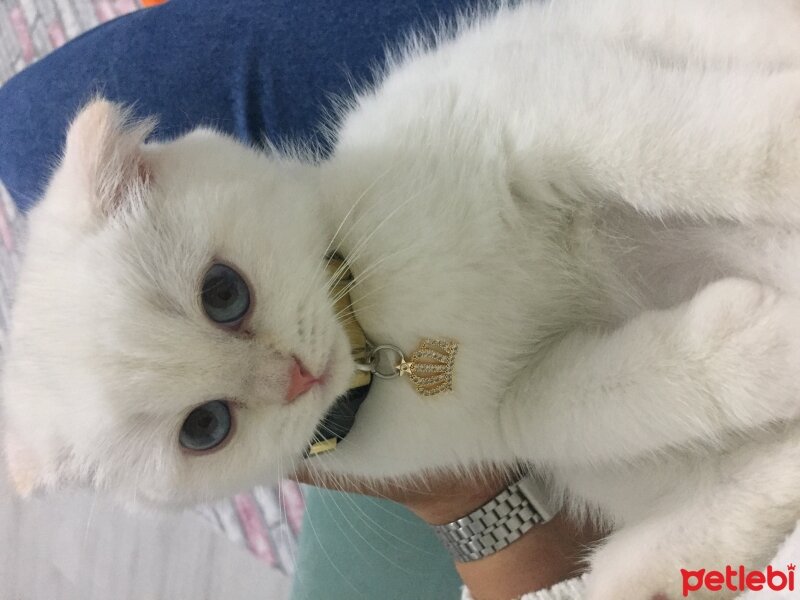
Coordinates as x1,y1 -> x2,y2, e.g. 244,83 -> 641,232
406,474 -> 597,600
454,512 -> 594,600
407,477 -> 510,525
418,474 -> 558,565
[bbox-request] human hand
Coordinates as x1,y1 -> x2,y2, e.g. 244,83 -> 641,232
292,465 -> 601,600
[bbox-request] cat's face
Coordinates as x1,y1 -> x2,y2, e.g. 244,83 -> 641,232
2,101 -> 355,507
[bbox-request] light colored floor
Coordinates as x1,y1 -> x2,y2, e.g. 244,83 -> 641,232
0,473 -> 291,600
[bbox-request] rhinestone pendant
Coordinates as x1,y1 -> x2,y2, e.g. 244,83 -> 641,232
368,338 -> 458,396
403,338 -> 458,396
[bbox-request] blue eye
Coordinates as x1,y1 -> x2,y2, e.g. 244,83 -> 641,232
179,401 -> 232,452
202,263 -> 250,325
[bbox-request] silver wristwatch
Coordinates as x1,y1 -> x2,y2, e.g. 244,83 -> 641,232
431,475 -> 556,562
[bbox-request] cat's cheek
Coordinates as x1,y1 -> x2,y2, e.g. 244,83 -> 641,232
331,329 -> 360,397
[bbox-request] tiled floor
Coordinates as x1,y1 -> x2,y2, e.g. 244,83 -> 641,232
0,473 -> 291,600
0,0 -> 139,83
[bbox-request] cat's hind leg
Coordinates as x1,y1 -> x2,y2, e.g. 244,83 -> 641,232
584,434 -> 800,600
511,63 -> 800,228
561,0 -> 800,68
508,0 -> 800,227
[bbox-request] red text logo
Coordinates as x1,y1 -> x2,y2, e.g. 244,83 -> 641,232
681,564 -> 795,596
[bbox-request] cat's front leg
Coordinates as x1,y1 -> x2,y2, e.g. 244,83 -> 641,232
500,278 -> 800,468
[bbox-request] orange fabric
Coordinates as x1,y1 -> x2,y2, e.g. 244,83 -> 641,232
141,0 -> 168,7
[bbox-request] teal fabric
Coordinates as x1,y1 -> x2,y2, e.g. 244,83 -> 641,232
291,487 -> 462,600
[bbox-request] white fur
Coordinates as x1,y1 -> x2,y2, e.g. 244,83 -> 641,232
5,1 -> 800,597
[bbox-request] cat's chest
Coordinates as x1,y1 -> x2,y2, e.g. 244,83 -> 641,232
342,216 -> 542,401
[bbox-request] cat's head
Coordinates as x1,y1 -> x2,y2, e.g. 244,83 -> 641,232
1,100 -> 355,507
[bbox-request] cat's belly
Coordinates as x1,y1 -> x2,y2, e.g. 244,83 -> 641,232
551,423 -> 800,527
580,206 -> 800,318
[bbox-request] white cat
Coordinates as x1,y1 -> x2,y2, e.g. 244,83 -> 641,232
5,0 -> 800,598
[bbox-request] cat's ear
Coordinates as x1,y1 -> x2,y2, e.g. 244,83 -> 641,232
3,431 -> 43,497
62,98 -> 157,219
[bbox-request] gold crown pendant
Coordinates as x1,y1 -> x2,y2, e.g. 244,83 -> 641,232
326,254 -> 458,397
307,255 -> 458,457
369,338 -> 458,396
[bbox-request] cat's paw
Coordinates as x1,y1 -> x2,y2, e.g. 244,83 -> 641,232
584,546 -> 681,600
684,277 -> 777,342
683,277 -> 800,425
584,542 -> 737,600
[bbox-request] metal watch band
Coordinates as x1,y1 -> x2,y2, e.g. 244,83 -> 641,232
431,475 -> 555,563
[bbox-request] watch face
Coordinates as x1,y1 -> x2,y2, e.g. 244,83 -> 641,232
304,382 -> 371,457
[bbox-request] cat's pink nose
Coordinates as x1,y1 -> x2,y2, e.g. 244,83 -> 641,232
286,358 -> 319,404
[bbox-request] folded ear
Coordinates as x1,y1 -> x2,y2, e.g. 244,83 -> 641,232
62,98 -> 157,219
4,431 -> 43,497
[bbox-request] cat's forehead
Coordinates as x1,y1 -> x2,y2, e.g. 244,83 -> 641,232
53,130 -> 318,295
143,133 -> 322,251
